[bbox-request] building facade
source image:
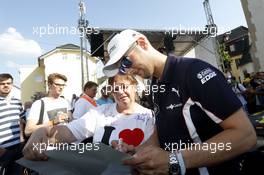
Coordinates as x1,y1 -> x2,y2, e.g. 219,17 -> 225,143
20,44 -> 98,103
241,0 -> 264,71
217,26 -> 254,81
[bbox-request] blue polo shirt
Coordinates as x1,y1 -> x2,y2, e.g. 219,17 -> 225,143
96,98 -> 114,106
153,56 -> 242,175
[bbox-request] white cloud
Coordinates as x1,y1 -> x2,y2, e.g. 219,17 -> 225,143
5,60 -> 19,68
0,27 -> 42,57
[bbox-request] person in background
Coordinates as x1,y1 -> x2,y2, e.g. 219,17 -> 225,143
72,81 -> 98,119
96,86 -> 114,105
253,73 -> 264,108
25,73 -> 72,136
24,101 -> 33,119
70,94 -> 79,112
0,73 -> 25,175
228,77 -> 248,113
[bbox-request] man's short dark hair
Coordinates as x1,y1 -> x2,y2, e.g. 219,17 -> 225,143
83,81 -> 98,91
0,73 -> 13,82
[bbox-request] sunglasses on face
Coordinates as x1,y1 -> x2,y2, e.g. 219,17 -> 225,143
118,42 -> 138,75
118,57 -> 133,74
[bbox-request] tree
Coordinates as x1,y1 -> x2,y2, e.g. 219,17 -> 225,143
218,43 -> 231,71
31,92 -> 46,102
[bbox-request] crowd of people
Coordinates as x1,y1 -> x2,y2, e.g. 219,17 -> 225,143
227,72 -> 264,114
0,29 -> 263,175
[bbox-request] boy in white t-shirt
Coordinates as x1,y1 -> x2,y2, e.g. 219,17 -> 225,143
23,74 -> 155,159
25,73 -> 72,136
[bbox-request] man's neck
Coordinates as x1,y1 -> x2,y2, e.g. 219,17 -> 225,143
101,96 -> 108,100
0,94 -> 6,98
0,93 -> 12,104
84,93 -> 93,99
48,93 -> 60,100
153,53 -> 167,79
0,93 -> 10,99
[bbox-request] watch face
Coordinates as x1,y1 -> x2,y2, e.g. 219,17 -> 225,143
170,163 -> 180,175
169,153 -> 180,175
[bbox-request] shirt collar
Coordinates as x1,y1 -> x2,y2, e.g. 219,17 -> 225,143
0,94 -> 13,100
159,55 -> 176,83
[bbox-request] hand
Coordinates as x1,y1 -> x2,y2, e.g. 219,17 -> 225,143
23,127 -> 57,160
111,140 -> 136,155
123,145 -> 169,175
53,112 -> 68,125
60,113 -> 69,121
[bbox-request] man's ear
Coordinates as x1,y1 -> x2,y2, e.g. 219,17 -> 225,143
137,36 -> 148,50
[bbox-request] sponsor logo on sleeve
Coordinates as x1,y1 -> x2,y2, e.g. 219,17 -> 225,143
197,68 -> 217,84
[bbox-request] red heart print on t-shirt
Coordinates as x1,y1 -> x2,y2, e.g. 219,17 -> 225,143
119,128 -> 144,147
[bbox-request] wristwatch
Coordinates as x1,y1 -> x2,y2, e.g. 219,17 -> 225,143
169,152 -> 180,175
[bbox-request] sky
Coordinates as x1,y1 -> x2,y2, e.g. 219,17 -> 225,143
0,0 -> 247,86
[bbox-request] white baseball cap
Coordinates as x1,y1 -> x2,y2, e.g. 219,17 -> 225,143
103,29 -> 141,77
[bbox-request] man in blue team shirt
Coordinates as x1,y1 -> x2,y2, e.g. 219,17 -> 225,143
103,30 -> 256,175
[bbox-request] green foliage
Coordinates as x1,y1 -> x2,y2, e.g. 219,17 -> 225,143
218,43 -> 231,62
218,43 -> 231,71
31,92 -> 46,102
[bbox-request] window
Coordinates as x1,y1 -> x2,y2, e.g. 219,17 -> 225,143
62,54 -> 67,60
229,45 -> 235,52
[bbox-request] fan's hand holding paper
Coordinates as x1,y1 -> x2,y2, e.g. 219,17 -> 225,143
17,143 -> 133,175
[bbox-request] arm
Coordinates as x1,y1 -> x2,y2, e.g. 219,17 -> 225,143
24,100 -> 52,136
25,119 -> 52,136
181,63 -> 256,168
182,108 -> 256,168
23,108 -> 98,160
23,125 -> 77,160
123,108 -> 256,174
67,111 -> 73,122
20,118 -> 26,142
25,103 -> 71,136
19,104 -> 27,142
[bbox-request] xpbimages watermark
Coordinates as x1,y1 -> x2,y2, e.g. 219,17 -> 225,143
32,24 -> 100,37
164,25 -> 232,37
32,140 -> 100,154
103,84 -> 166,96
164,140 -> 232,154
